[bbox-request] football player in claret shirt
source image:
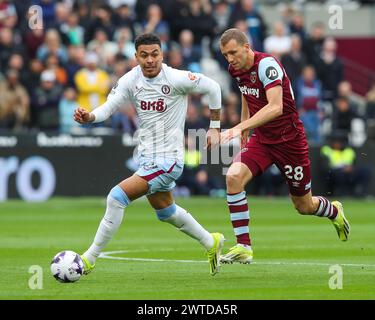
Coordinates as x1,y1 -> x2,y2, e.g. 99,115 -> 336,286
74,34 -> 224,276
218,28 -> 350,264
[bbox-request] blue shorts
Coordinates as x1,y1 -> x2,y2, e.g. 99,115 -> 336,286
135,157 -> 184,195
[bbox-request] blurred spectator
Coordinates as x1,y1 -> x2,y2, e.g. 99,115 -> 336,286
74,52 -> 111,112
338,80 -> 366,117
296,65 -> 322,144
75,2 -> 91,32
36,29 -> 68,64
184,0 -> 216,46
321,137 -> 372,197
0,69 -> 30,131
331,96 -> 358,141
222,92 -> 240,129
0,27 -> 24,69
52,2 -> 70,31
167,47 -> 187,70
289,14 -> 306,41
140,3 -> 170,48
178,29 -> 202,71
264,21 -> 291,59
33,0 -> 56,30
115,27 -> 135,59
365,83 -> 375,140
316,37 -> 343,101
59,87 -> 79,134
178,136 -> 223,196
185,101 -> 207,133
135,0 -> 162,23
45,54 -> 68,86
60,12 -> 85,46
24,28 -> 45,59
26,58 -> 43,96
13,0 -> 31,33
7,53 -> 30,88
65,45 -> 86,87
303,21 -> 326,68
0,0 -> 18,30
281,34 -> 307,98
113,4 -> 135,37
31,70 -> 63,131
229,0 -> 267,51
366,83 -> 375,119
211,0 -> 231,67
85,4 -> 116,43
233,19 -> 252,46
87,29 -> 119,68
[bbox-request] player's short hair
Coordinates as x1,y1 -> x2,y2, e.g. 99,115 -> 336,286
135,33 -> 161,51
220,28 -> 249,47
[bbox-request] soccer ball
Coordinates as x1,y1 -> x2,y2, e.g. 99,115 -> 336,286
50,250 -> 84,283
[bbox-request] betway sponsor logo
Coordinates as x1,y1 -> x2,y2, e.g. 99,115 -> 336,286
239,85 -> 259,98
37,133 -> 103,147
0,136 -> 17,147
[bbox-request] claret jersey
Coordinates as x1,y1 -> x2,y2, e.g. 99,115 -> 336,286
229,51 -> 305,144
92,63 -> 221,160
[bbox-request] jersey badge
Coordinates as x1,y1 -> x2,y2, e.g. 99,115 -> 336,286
250,71 -> 257,83
161,85 -> 170,95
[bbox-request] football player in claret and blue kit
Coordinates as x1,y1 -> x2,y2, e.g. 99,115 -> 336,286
218,28 -> 350,264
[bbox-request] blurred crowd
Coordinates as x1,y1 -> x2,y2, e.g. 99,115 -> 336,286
0,0 -> 374,196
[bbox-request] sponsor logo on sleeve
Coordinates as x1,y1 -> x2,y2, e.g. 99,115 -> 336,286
266,66 -> 278,80
188,72 -> 197,81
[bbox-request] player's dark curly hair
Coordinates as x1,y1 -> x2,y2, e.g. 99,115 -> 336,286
135,34 -> 161,50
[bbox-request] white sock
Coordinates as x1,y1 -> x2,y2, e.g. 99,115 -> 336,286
83,187 -> 129,264
157,204 -> 214,250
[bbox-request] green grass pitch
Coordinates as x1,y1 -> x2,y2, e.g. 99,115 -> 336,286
0,197 -> 374,300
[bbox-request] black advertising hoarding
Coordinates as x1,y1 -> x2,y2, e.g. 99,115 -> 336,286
0,133 -> 136,201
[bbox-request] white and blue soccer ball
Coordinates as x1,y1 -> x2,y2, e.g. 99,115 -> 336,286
50,250 -> 84,283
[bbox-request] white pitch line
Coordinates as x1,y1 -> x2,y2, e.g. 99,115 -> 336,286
99,251 -> 375,268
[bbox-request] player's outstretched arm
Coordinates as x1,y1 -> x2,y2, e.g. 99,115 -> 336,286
221,86 -> 283,143
73,107 -> 95,124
